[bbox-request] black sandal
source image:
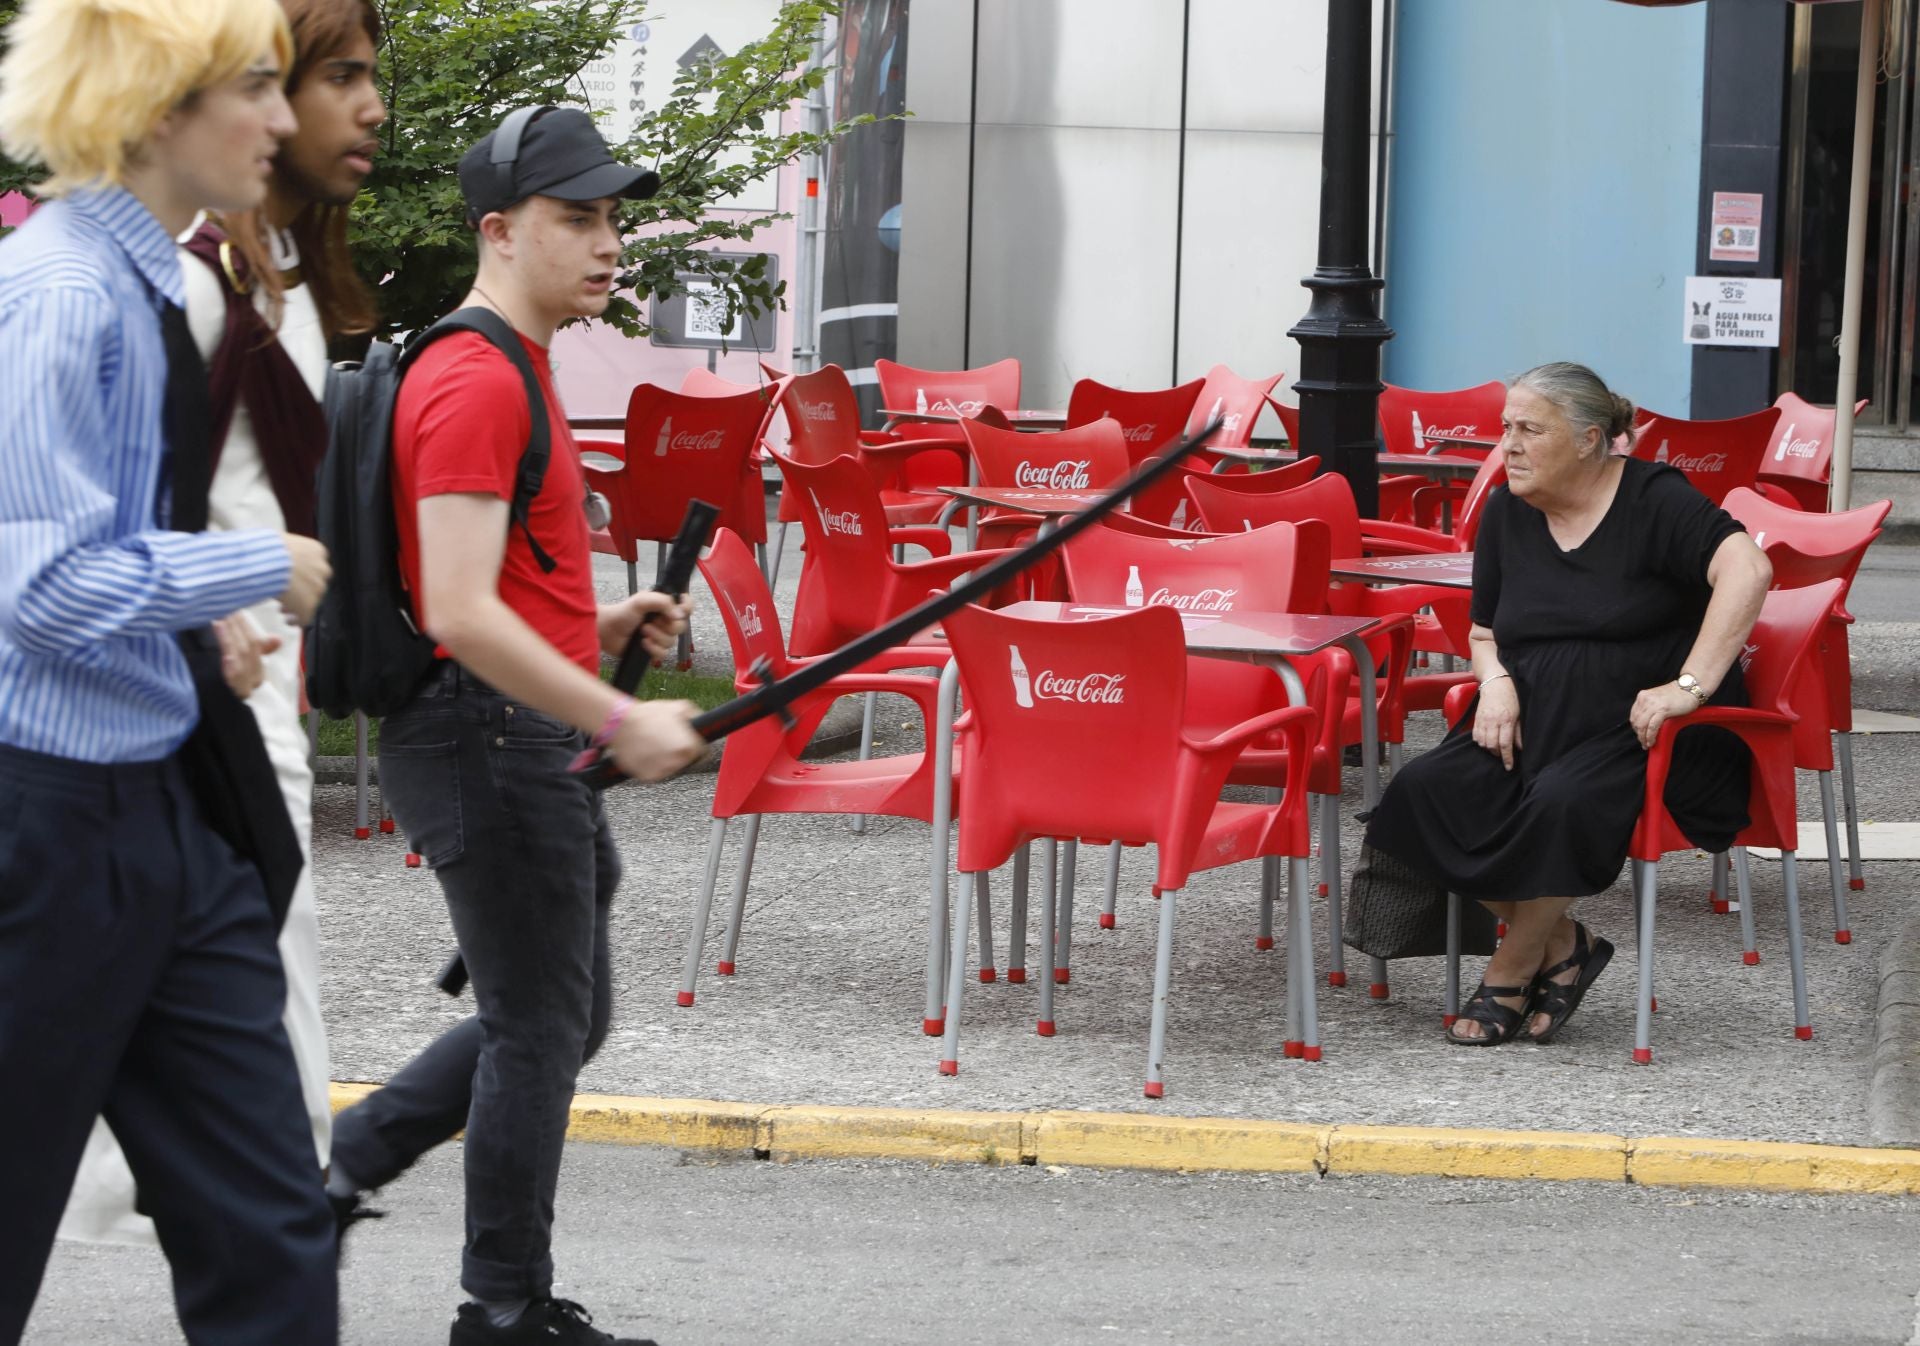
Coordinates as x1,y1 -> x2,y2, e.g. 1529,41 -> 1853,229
1525,921 -> 1615,1044
1445,981 -> 1530,1046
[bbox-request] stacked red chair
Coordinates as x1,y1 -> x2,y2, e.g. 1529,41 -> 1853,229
1758,392 -> 1868,512
1629,407 -> 1781,505
1065,376 -> 1206,527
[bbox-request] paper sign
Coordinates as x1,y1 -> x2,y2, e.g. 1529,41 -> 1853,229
1709,191 -> 1763,263
1683,276 -> 1782,348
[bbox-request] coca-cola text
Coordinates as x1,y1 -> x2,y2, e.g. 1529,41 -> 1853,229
1013,460 -> 1092,489
1031,670 -> 1127,705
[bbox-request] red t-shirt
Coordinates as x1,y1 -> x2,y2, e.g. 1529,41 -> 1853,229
392,330 -> 600,671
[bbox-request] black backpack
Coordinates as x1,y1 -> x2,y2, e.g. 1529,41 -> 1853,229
306,307 -> 557,719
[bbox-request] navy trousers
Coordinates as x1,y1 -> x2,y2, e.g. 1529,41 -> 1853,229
0,743 -> 337,1346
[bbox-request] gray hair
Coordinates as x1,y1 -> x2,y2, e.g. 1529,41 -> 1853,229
1511,362 -> 1636,457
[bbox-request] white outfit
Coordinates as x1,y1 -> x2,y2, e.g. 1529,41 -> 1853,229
58,228 -> 332,1245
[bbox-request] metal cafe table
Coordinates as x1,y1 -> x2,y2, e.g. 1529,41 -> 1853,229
924,601 -> 1386,1069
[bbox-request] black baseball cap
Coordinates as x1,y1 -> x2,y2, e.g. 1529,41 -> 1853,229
458,106 -> 661,223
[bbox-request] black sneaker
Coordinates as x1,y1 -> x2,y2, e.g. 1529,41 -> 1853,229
449,1298 -> 658,1346
328,1190 -> 385,1264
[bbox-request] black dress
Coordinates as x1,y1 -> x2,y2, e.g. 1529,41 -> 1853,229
1363,458 -> 1751,901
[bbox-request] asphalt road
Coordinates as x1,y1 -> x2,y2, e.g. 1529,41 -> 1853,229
24,1142 -> 1920,1345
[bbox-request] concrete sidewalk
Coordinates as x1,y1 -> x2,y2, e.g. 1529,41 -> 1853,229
310,528 -> 1920,1158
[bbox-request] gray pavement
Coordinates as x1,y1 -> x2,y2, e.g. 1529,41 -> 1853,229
25,1144 -> 1920,1345
301,528 -> 1920,1146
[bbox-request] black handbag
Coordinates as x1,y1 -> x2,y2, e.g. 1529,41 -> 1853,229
1342,843 -> 1499,961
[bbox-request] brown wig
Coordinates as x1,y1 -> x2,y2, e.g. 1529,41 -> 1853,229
218,0 -> 381,341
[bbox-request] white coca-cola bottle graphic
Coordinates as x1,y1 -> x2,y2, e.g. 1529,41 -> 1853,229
1411,410 -> 1427,452
1654,440 -> 1669,465
1774,423 -> 1796,461
654,415 -> 673,457
915,387 -> 929,415
1203,396 -> 1223,437
1168,498 -> 1189,531
1009,644 -> 1034,708
1124,565 -> 1145,607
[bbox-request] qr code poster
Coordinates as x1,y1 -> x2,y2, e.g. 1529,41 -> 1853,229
684,282 -> 742,343
1709,191 -> 1763,264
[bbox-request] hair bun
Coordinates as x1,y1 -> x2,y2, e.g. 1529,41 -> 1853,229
1607,392 -> 1636,439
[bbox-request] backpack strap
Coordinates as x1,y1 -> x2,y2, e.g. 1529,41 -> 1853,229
401,306 -> 558,573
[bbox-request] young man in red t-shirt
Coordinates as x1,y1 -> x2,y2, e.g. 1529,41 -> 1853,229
327,107 -> 703,1346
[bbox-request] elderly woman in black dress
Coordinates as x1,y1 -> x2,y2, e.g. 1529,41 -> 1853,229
1363,362 -> 1773,1045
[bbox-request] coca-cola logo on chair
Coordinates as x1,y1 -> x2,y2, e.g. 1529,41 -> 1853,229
1013,459 -> 1092,489
1668,451 -> 1729,473
1773,424 -> 1820,461
1031,670 -> 1126,705
809,489 -> 863,538
1146,586 -> 1237,612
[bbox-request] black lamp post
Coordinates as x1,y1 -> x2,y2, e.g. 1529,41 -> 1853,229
1288,1 -> 1393,518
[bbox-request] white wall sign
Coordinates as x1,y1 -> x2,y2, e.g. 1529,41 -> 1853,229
1682,276 -> 1782,348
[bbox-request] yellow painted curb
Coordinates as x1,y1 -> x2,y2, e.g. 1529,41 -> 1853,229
325,1083 -> 1920,1196
759,1104 -> 1024,1165
1032,1111 -> 1327,1174
1329,1125 -> 1627,1183
571,1094 -> 763,1151
1629,1136 -> 1920,1195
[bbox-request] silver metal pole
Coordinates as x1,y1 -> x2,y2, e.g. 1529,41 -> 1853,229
1831,0 -> 1884,511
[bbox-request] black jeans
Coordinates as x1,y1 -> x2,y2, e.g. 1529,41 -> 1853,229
330,663 -> 619,1302
0,744 -> 336,1346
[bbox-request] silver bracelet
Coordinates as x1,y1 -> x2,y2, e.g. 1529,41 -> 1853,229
1479,672 -> 1512,688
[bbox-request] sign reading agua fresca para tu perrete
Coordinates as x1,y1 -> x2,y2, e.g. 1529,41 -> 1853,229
1682,276 -> 1782,348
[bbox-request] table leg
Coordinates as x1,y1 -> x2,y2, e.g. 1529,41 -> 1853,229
925,662 -> 962,1035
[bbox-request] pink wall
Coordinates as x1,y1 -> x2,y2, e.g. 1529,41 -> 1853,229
0,192 -> 35,228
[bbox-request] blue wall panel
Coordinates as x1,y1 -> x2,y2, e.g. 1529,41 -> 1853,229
1385,0 -> 1706,415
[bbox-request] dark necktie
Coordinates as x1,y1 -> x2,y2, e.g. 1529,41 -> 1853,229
160,301 -> 211,534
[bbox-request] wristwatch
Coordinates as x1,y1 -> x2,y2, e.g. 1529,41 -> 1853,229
1676,672 -> 1710,705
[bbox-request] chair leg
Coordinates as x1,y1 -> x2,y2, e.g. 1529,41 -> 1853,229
937,872 -> 976,1076
626,559 -> 639,596
1733,847 -> 1759,965
1368,955 -> 1390,1001
678,817 -> 730,1007
1099,841 -> 1121,929
1291,855 -> 1321,1060
1320,794 -> 1347,986
1038,841 -> 1059,1036
1837,731 -> 1865,891
1709,849 -> 1731,914
306,707 -> 320,767
849,692 -> 879,834
353,712 -> 371,839
716,813 -> 762,976
1632,858 -> 1658,1064
1008,845 -> 1030,983
1443,893 -> 1461,1027
1143,885 -> 1180,1098
1257,854 -> 1277,952
974,871 -> 995,982
1055,840 -> 1078,983
756,542 -> 771,583
768,521 -> 790,589
1817,771 -> 1850,943
1782,851 -> 1812,1040
1386,740 -> 1404,779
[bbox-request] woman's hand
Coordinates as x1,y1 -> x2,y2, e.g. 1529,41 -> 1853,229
1472,677 -> 1523,771
1630,681 -> 1701,751
598,591 -> 692,662
214,612 -> 281,700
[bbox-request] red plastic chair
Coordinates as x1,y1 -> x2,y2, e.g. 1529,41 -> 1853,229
1177,454 -> 1321,512
762,363 -> 970,567
581,384 -> 768,590
1271,394 -> 1464,526
958,417 -> 1131,598
676,369 -> 778,554
934,602 -> 1317,1096
1184,364 -> 1284,448
1378,380 -> 1506,457
1066,376 -> 1206,525
1628,407 -> 1780,505
1722,487 -> 1891,938
871,357 -> 1022,524
1058,520 -> 1411,1000
1435,582 -> 1840,1063
775,449 -> 1005,658
676,529 -> 951,1011
1758,393 -> 1868,512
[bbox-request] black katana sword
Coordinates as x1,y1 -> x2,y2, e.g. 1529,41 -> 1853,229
660,415 -> 1224,758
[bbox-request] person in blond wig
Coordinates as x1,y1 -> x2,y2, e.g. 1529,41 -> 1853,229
0,1 -> 339,1341
58,0 -> 388,1255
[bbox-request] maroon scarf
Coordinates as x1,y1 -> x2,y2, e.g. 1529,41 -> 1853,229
181,220 -> 329,536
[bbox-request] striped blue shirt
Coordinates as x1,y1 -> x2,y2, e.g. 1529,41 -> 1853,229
0,188 -> 291,763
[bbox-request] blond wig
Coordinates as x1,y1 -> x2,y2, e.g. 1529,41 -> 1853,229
0,0 -> 294,195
